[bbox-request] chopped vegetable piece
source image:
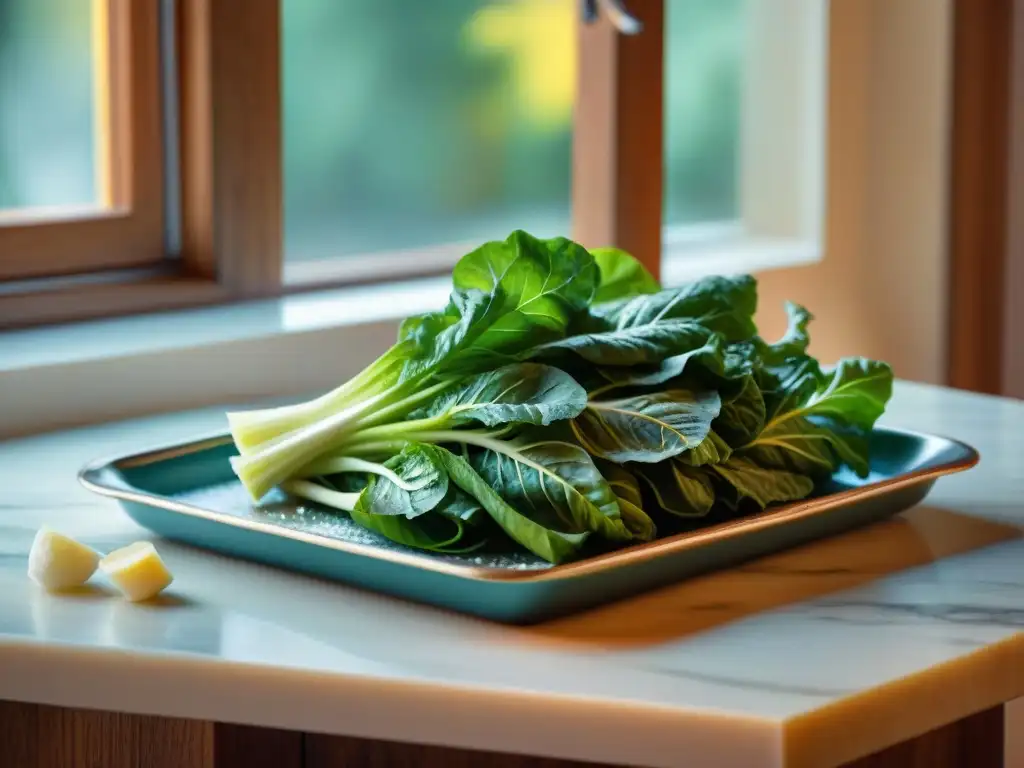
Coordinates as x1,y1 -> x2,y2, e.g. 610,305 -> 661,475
99,542 -> 174,602
27,527 -> 100,591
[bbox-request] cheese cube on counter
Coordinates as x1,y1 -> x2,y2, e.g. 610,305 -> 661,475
99,541 -> 174,602
27,527 -> 101,591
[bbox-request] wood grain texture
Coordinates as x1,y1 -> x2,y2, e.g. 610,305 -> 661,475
178,0 -> 283,296
214,722 -> 302,768
304,734 -> 614,768
0,700 -> 212,768
572,0 -> 664,280
947,0 -> 1018,394
842,705 -> 1003,768
0,700 -> 1007,768
0,0 -> 165,281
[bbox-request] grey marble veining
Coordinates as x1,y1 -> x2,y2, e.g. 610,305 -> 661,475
0,384 -> 1023,768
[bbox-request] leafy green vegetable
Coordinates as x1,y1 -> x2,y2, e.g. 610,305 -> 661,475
591,248 -> 659,304
713,376 -> 766,448
529,318 -> 716,367
431,446 -> 588,563
226,230 -> 895,566
596,461 -> 657,539
411,363 -> 586,428
583,275 -> 758,342
571,389 -> 721,463
349,505 -> 469,553
636,461 -> 716,518
741,358 -> 893,478
351,443 -> 448,518
711,457 -> 816,509
469,437 -> 635,542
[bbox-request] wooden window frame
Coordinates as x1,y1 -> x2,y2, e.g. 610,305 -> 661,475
946,0 -> 1024,396
2,0 -> 669,329
0,0 -> 283,329
0,0 -> 165,282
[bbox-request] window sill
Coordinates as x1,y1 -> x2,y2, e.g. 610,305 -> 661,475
0,238 -> 819,440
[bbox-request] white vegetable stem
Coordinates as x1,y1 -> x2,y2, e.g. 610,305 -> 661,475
282,479 -> 360,512
299,456 -> 425,491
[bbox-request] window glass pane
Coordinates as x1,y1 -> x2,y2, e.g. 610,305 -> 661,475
283,0 -> 574,263
664,0 -> 745,227
0,0 -> 97,210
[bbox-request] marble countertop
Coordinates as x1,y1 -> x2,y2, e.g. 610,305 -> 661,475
1,382 -> 1023,768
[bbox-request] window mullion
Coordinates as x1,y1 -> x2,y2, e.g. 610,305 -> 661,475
572,0 -> 665,280
178,0 -> 283,297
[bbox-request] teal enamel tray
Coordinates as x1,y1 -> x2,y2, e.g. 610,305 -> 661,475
79,427 -> 978,624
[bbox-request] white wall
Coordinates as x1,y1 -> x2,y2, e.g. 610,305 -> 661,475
756,0 -> 951,386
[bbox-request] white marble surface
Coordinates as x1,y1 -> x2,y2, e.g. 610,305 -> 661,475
1,382 -> 1023,768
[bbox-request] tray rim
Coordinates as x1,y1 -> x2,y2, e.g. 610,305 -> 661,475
78,426 -> 980,585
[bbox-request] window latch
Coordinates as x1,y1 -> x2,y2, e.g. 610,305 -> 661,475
580,0 -> 643,35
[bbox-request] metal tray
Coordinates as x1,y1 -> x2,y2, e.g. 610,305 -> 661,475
79,427 -> 979,623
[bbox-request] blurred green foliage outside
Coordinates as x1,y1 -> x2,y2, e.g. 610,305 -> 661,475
0,0 -> 744,260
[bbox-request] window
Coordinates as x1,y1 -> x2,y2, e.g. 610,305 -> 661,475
282,0 -> 575,284
663,0 -> 825,277
0,0 -> 96,210
0,0 -> 164,283
0,0 -> 825,328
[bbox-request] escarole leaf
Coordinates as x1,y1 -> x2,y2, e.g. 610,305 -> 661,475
434,485 -> 486,525
592,247 -> 660,303
353,443 -> 448,518
802,357 -> 893,430
636,462 -> 716,518
584,275 -> 759,342
595,461 -> 656,540
469,439 -> 634,542
398,288 -> 506,380
678,431 -> 732,467
711,456 -> 815,509
528,276 -> 757,367
571,389 -> 721,464
348,507 -> 468,552
413,363 -> 586,428
588,331 -> 725,393
528,318 -> 715,367
713,376 -> 766,448
448,230 -> 599,360
429,446 -> 587,564
742,358 -> 894,478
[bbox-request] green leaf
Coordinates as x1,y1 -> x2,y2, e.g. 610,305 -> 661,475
584,275 -> 758,343
591,247 -> 660,303
678,431 -> 733,467
595,461 -> 656,540
429,446 -> 587,564
741,357 -> 894,477
713,376 -> 766,448
740,416 -> 838,477
399,288 -> 505,380
415,363 -> 587,428
571,389 -> 721,464
804,358 -> 893,431
529,276 -> 757,366
433,485 -> 485,525
529,319 -> 715,366
449,230 -> 599,359
348,507 -> 468,552
469,439 -> 633,542
353,443 -> 449,518
763,302 -> 812,362
589,331 -> 724,392
636,462 -> 716,518
711,456 -> 816,509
